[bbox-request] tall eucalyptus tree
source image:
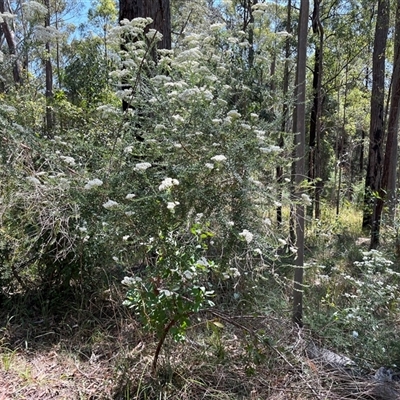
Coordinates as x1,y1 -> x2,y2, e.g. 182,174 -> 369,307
292,0 -> 309,327
372,0 -> 400,247
363,0 -> 389,234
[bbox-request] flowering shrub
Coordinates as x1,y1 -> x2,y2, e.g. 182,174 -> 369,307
0,16 -> 290,306
308,250 -> 400,366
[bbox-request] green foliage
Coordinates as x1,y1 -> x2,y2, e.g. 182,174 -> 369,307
63,38 -> 113,107
307,250 -> 400,367
122,227 -> 217,342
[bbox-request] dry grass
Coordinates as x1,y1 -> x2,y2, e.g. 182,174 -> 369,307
0,284 -> 396,399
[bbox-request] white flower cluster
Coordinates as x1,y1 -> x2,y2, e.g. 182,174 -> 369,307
301,193 -> 312,206
227,109 -> 241,119
167,201 -> 179,210
210,23 -> 225,31
134,162 -> 152,171
260,145 -> 282,153
103,199 -> 119,209
252,3 -> 269,11
21,1 -> 48,20
84,178 -> 103,190
34,26 -> 64,43
159,177 -> 179,191
60,155 -> 75,166
145,29 -> 163,42
210,155 -> 227,162
239,229 -> 254,244
121,276 -> 142,286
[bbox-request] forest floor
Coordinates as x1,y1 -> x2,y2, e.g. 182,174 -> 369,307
0,283 -> 398,399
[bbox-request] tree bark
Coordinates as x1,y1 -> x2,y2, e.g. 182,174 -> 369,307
371,0 -> 400,248
362,0 -> 389,232
292,0 -> 309,327
277,0 -> 292,226
0,0 -> 22,85
308,0 -> 324,220
119,0 -> 171,112
119,0 -> 171,50
45,0 -> 54,134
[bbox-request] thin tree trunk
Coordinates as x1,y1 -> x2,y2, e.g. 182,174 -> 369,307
277,0 -> 291,226
292,0 -> 309,327
372,0 -> 400,248
308,0 -> 324,220
0,0 -> 22,85
45,0 -> 54,134
363,0 -> 389,232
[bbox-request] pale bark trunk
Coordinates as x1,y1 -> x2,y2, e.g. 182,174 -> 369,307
277,0 -> 291,225
292,0 -> 309,327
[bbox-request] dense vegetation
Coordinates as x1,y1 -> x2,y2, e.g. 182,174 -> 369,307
1,0 -> 400,398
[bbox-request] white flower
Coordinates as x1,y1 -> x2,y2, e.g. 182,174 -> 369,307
264,218 -> 272,226
155,124 -> 166,131
211,154 -> 227,162
172,114 -> 185,123
125,211 -> 134,216
167,201 -> 179,210
60,155 -> 75,166
227,221 -> 235,227
301,193 -> 312,206
352,331 -> 359,338
239,229 -> 254,244
224,116 -> 232,124
159,177 -> 179,191
227,109 -> 241,119
276,31 -> 292,37
252,3 -> 269,11
103,199 -> 119,209
84,178 -> 103,190
252,9 -> 265,17
205,163 -> 214,169
121,276 -> 142,286
123,235 -> 130,241
230,268 -> 241,277
134,162 -> 152,171
260,145 -> 283,153
22,1 -> 48,20
183,270 -> 194,279
210,23 -> 225,31
125,193 -> 136,199
145,29 -> 163,42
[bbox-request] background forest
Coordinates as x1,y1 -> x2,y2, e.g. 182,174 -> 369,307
1,0 -> 400,398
